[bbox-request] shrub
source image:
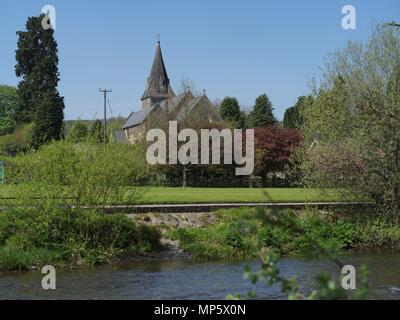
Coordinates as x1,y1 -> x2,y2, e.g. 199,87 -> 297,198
67,121 -> 89,143
169,208 -> 400,259
5,140 -> 148,207
0,246 -> 62,271
0,123 -> 32,156
331,219 -> 355,248
0,207 -> 161,270
0,85 -> 18,136
0,140 -> 158,270
257,226 -> 294,254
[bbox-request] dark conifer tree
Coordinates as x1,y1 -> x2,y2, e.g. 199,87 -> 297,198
219,97 -> 241,123
15,14 -> 64,148
90,119 -> 106,143
248,94 -> 276,128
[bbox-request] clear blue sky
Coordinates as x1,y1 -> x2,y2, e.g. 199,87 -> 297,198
0,0 -> 399,120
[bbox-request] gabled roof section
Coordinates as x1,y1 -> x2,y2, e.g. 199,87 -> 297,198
122,105 -> 160,129
122,91 -> 221,130
141,41 -> 175,101
159,92 -> 191,113
175,93 -> 222,123
176,95 -> 204,122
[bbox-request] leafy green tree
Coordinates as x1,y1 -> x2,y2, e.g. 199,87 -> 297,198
283,95 -> 314,129
248,94 -> 276,128
219,97 -> 243,126
15,15 -> 64,147
0,85 -> 18,136
0,123 -> 32,156
68,121 -> 88,143
297,25 -> 400,219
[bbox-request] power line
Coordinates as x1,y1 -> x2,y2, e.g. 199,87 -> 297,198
107,98 -> 113,116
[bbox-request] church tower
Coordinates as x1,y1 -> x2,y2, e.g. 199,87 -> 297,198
141,40 -> 175,109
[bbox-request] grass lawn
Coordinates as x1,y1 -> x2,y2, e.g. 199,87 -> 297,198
139,187 -> 353,204
1,185 -> 354,205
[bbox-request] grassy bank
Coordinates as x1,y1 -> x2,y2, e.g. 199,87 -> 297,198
1,186 -> 355,205
139,187 -> 353,204
0,207 -> 161,271
1,186 -> 353,205
166,208 -> 400,259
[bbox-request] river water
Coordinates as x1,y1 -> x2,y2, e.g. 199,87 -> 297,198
1,250 -> 400,299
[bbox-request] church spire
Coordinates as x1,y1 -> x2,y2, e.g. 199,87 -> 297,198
141,39 -> 175,108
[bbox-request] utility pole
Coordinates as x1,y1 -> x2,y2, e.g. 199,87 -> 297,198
99,88 -> 112,147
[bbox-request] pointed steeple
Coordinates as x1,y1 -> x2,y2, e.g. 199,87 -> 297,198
141,40 -> 175,108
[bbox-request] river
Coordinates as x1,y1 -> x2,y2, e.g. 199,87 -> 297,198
1,249 -> 400,299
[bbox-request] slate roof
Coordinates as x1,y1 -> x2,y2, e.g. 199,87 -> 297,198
141,41 -> 175,101
121,93 -> 186,129
159,92 -> 186,113
121,107 -> 155,129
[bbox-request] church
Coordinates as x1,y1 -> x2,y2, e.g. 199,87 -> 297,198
122,40 -> 221,144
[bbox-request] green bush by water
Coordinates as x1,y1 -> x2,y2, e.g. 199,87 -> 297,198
167,208 -> 400,259
0,140 -> 160,271
0,207 -> 161,271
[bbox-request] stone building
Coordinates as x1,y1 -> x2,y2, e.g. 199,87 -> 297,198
122,40 -> 221,144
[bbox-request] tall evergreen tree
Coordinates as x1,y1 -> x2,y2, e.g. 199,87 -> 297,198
15,14 -> 64,147
248,94 -> 276,128
90,119 -> 106,143
219,97 -> 241,123
283,106 -> 298,129
283,95 -> 314,129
